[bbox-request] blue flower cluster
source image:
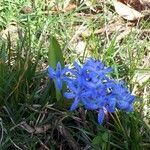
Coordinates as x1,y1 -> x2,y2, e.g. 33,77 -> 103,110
48,58 -> 135,124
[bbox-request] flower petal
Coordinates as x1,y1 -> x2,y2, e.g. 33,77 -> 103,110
126,94 -> 135,103
98,109 -> 105,124
70,97 -> 80,111
64,92 -> 75,99
56,78 -> 62,90
107,98 -> 116,113
56,62 -> 62,71
125,104 -> 134,112
117,101 -> 129,110
48,67 -> 56,78
84,103 -> 98,110
82,98 -> 98,110
74,61 -> 81,72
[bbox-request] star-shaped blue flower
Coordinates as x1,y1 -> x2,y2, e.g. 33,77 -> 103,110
47,59 -> 135,125
48,62 -> 66,90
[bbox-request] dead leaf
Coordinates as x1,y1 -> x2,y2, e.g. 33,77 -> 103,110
118,0 -> 145,11
133,72 -> 150,85
63,3 -> 77,12
57,123 -> 81,150
74,41 -> 86,54
141,0 -> 150,8
81,22 -> 127,37
63,0 -> 72,9
113,0 -> 144,20
84,0 -> 97,12
0,24 -> 20,40
20,121 -> 52,134
0,24 -> 23,49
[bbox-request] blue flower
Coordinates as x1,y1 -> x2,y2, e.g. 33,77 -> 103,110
106,97 -> 116,113
110,82 -> 135,111
47,59 -> 135,124
48,62 -> 66,90
82,98 -> 99,110
84,58 -> 112,78
64,81 -> 83,111
64,80 -> 92,111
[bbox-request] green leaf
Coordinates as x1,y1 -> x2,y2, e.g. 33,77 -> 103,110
48,36 -> 64,102
92,135 -> 103,146
48,36 -> 64,68
102,132 -> 109,142
92,132 -> 109,148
